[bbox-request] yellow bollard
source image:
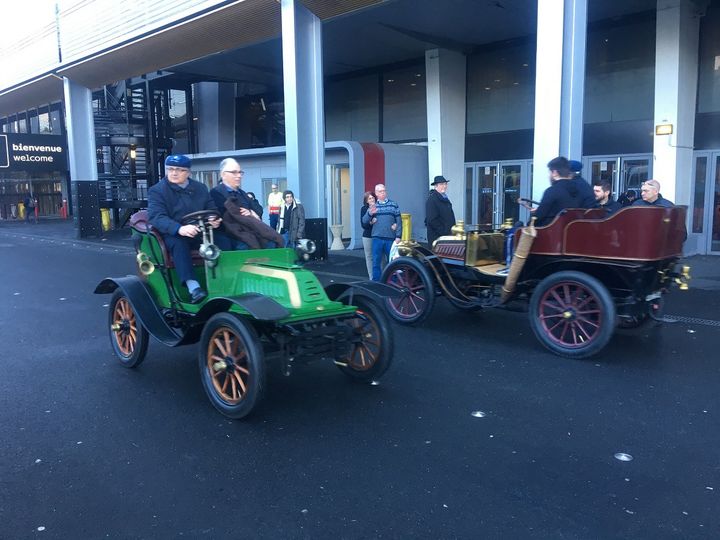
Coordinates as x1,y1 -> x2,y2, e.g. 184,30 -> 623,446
18,202 -> 25,220
100,208 -> 111,231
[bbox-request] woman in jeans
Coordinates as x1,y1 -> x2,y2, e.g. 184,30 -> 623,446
359,191 -> 376,279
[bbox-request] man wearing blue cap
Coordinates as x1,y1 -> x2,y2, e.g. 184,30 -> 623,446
148,154 -> 221,303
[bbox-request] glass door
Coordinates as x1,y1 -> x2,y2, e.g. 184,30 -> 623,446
586,155 -> 651,202
712,154 -> 720,253
465,161 -> 530,229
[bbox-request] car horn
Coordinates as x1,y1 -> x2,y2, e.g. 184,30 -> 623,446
136,252 -> 155,275
199,242 -> 221,266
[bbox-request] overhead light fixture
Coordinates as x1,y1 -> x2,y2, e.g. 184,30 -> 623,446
655,123 -> 673,135
129,144 -> 137,159
387,79 -> 395,83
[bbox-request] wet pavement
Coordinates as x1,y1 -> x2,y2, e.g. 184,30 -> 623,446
1,219 -> 719,539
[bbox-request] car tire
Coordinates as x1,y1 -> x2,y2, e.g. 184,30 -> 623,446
381,257 -> 435,325
336,297 -> 394,381
529,271 -> 616,359
198,313 -> 265,419
108,289 -> 149,368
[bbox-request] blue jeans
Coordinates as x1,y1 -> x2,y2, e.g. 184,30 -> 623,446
371,237 -> 394,281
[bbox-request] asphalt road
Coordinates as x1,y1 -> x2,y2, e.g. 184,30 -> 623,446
1,232 -> 719,539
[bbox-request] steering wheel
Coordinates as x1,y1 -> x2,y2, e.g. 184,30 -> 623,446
180,210 -> 220,227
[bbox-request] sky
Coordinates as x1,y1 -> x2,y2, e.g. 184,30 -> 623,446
0,0 -> 62,48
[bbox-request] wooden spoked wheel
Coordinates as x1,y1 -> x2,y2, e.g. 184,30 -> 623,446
337,298 -> 393,381
206,327 -> 252,404
199,313 -> 265,419
108,289 -> 149,368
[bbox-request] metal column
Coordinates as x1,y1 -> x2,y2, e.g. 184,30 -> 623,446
63,77 -> 101,237
281,0 -> 325,218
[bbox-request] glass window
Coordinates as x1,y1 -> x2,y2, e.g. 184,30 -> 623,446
697,4 -> 720,113
382,65 -> 427,142
50,106 -> 62,134
169,89 -> 189,154
584,15 -> 656,123
693,156 -> 707,234
16,113 -> 28,133
326,74 -> 379,142
467,43 -> 536,134
38,111 -> 51,134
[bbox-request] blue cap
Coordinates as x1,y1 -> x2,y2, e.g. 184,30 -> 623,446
165,154 -> 191,168
568,160 -> 583,173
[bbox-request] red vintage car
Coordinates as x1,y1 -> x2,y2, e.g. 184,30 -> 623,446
381,206 -> 690,359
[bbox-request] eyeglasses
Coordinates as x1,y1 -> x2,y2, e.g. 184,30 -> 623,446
167,167 -> 189,173
223,170 -> 245,175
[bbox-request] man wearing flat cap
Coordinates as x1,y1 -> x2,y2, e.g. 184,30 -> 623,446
148,154 -> 221,303
425,175 -> 456,246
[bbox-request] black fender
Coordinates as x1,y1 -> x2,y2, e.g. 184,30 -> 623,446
325,281 -> 400,307
196,294 -> 290,322
94,276 -> 184,347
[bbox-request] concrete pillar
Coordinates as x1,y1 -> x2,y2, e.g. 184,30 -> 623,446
63,77 -> 101,238
281,0 -> 325,218
196,82 -> 236,154
425,48 -> 466,218
653,0 -> 700,206
531,0 -> 587,202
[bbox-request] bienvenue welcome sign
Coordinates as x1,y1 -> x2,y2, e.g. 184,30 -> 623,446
0,133 -> 68,172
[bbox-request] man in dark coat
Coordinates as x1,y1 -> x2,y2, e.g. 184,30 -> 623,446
632,179 -> 674,207
593,180 -> 622,215
425,175 -> 456,246
533,156 -> 597,226
210,157 -> 268,249
148,154 -> 220,303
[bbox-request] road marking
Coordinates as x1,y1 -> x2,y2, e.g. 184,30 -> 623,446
664,315 -> 720,327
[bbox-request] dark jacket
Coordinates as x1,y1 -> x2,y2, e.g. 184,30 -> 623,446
600,198 -> 622,215
147,178 -> 216,236
425,189 -> 456,245
534,177 -> 596,226
210,184 -> 263,219
277,201 -> 306,243
632,195 -> 674,208
222,198 -> 284,249
360,205 -> 373,239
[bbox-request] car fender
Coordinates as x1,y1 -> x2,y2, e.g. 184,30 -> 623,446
325,281 -> 400,306
197,294 -> 290,322
94,275 -> 183,346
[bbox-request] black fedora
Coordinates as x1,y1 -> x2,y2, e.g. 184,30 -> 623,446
431,175 -> 449,185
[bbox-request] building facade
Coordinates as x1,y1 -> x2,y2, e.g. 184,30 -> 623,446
0,0 -> 718,254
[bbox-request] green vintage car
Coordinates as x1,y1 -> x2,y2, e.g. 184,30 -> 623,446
94,209 -> 395,419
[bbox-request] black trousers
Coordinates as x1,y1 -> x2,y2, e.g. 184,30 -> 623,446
163,234 -> 201,285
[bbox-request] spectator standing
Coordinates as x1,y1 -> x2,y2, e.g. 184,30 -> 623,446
276,190 -> 306,246
267,183 -> 283,230
425,175 -> 456,246
360,191 -> 377,279
148,154 -> 221,303
24,194 -> 37,223
632,179 -> 674,207
593,180 -> 622,214
362,183 -> 401,281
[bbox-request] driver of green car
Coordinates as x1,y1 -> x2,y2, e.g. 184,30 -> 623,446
147,154 -> 221,304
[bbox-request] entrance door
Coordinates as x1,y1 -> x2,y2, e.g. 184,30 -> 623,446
691,152 -> 720,254
464,161 -> 531,229
586,155 -> 651,200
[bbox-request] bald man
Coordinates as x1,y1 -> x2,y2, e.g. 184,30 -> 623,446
632,179 -> 674,208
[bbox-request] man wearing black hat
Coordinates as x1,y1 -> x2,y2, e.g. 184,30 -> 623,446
425,175 -> 456,246
148,154 -> 221,303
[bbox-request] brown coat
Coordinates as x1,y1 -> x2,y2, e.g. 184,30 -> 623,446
223,198 -> 284,249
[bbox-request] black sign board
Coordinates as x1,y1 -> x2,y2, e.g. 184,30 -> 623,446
0,133 -> 68,173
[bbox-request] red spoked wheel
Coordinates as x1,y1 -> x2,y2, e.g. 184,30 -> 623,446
198,313 -> 265,419
529,271 -> 616,359
381,257 -> 435,325
108,289 -> 149,368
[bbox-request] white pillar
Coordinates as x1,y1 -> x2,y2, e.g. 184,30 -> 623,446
532,0 -> 587,202
281,0 -> 325,218
63,77 -> 100,237
653,0 -> 700,206
426,48 -> 466,215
